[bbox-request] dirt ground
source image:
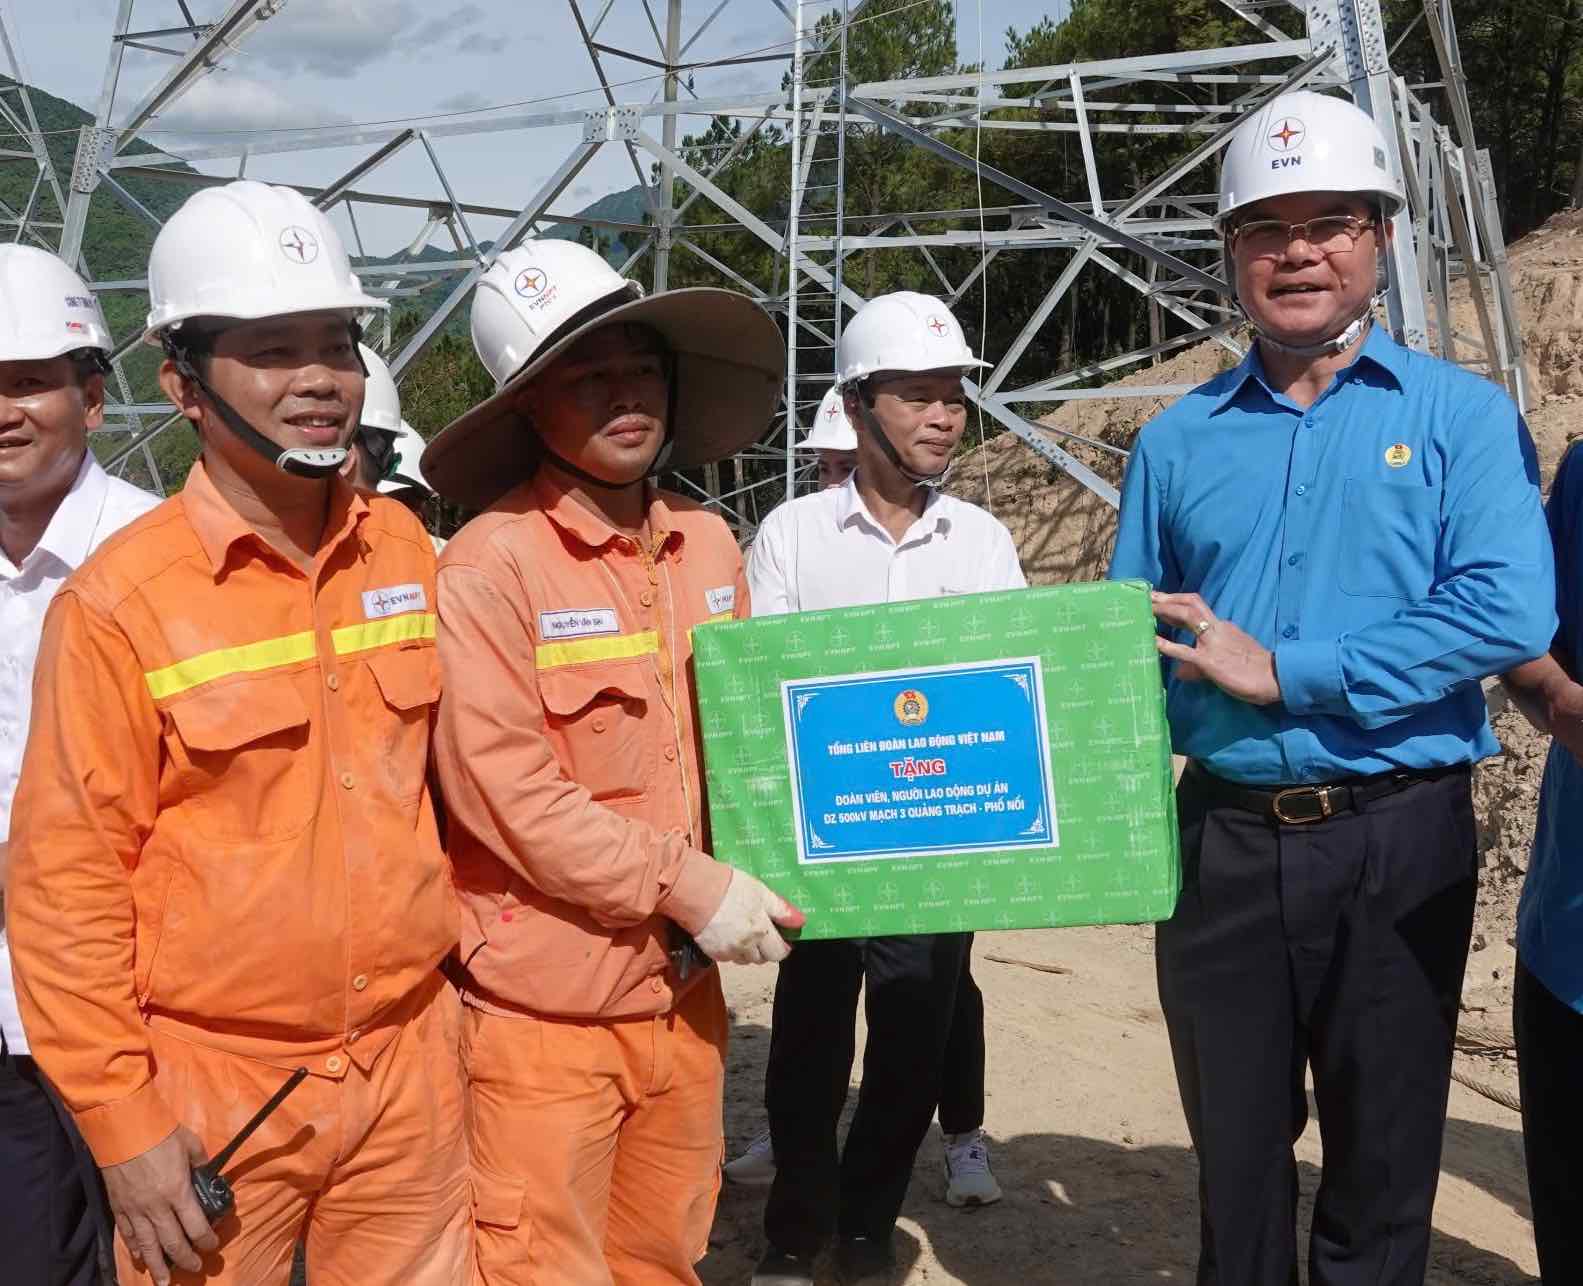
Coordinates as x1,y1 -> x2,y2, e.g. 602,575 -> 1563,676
701,924 -> 1539,1284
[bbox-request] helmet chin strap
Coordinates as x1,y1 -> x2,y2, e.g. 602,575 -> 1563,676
1254,294 -> 1378,358
164,326 -> 367,480
854,382 -> 947,489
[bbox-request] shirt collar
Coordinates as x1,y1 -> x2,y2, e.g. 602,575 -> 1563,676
1210,321 -> 1408,415
833,472 -> 951,543
30,450 -> 110,570
533,470 -> 683,557
182,457 -> 370,579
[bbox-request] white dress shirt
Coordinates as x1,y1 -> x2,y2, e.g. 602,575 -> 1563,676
0,453 -> 159,1053
746,473 -> 1026,616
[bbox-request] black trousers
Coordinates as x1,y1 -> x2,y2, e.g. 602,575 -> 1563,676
1160,767 -> 1477,1286
1514,956 -> 1583,1282
763,932 -> 974,1253
0,1048 -> 109,1286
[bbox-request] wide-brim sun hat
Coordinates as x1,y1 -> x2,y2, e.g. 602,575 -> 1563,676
422,285 -> 784,511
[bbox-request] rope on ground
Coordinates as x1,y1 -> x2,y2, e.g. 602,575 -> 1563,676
1450,1063 -> 1523,1114
983,953 -> 1072,976
1456,1018 -> 1517,1055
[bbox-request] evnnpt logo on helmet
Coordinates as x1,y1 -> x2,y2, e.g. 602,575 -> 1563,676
1267,117 -> 1305,151
278,226 -> 319,264
514,267 -> 547,299
926,315 -> 950,337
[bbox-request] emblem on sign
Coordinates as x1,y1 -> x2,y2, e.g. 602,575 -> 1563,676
1384,442 -> 1412,468
893,688 -> 929,726
278,226 -> 319,264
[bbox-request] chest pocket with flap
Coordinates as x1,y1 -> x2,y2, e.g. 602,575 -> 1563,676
164,674 -> 313,841
364,644 -> 442,805
538,659 -> 655,803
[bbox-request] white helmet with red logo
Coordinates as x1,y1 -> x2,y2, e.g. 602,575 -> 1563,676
0,246 -> 112,362
144,180 -> 383,342
1215,89 -> 1405,232
803,385 -> 857,451
836,292 -> 988,386
423,238 -> 784,510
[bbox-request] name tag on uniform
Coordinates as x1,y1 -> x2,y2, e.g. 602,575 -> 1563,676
540,608 -> 619,640
705,585 -> 735,616
362,583 -> 427,619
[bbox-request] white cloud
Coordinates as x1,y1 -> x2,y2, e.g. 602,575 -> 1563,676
238,0 -> 502,78
572,182 -> 594,197
245,0 -> 424,78
143,71 -> 350,144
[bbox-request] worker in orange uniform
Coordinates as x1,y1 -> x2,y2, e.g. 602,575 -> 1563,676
5,180 -> 469,1286
421,237 -> 800,1286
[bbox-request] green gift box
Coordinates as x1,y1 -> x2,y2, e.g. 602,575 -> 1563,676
693,581 -> 1180,939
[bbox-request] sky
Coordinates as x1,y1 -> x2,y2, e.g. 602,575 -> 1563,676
3,0 -> 1083,256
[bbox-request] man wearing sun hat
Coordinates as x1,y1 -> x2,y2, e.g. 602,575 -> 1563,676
424,238 -> 802,1285
1109,89 -> 1553,1284
7,180 -> 467,1286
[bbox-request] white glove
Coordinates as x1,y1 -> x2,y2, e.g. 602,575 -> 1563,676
693,868 -> 801,965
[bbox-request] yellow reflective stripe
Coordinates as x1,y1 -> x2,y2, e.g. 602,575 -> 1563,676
331,612 -> 437,656
536,630 -> 659,670
144,630 -> 317,701
143,613 -> 437,700
706,612 -> 733,624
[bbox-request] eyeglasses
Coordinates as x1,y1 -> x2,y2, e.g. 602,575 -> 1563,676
1230,214 -> 1376,259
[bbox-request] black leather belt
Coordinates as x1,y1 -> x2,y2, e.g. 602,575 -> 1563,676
1186,762 -> 1467,826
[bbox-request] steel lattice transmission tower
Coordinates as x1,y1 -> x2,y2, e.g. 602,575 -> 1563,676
0,0 -> 1522,524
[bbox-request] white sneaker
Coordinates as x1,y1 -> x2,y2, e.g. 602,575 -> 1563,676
724,1129 -> 777,1186
942,1128 -> 1003,1207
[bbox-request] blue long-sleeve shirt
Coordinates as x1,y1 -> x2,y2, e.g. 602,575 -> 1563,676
1108,325 -> 1554,785
1519,444 -> 1583,1011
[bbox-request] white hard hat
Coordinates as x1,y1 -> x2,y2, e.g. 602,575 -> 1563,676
836,292 -> 988,386
1215,89 -> 1406,232
469,239 -> 638,388
423,238 -> 784,510
803,385 -> 857,451
379,423 -> 431,496
359,343 -> 403,433
0,245 -> 111,361
144,180 -> 385,343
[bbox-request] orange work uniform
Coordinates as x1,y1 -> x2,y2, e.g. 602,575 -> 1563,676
434,471 -> 745,1285
6,461 -> 469,1286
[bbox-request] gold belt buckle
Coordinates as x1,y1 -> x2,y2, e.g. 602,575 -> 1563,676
1271,785 -> 1334,825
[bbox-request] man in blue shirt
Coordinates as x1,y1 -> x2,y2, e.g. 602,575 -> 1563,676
1501,444 -> 1583,1281
1110,89 -> 1554,1286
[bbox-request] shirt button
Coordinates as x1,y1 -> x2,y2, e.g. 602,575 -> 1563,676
326,672 -> 339,691
592,717 -> 607,734
640,590 -> 654,607
1282,625 -> 1298,639
326,1055 -> 343,1073
352,973 -> 368,991
340,771 -> 356,790
664,746 -> 677,762
347,1029 -> 361,1045
1287,553 -> 1303,566
1295,484 -> 1307,496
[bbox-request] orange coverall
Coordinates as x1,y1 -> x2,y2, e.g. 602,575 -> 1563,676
434,471 -> 746,1285
6,462 -> 469,1285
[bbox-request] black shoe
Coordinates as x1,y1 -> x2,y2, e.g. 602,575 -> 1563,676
751,1246 -> 816,1285
835,1235 -> 895,1284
